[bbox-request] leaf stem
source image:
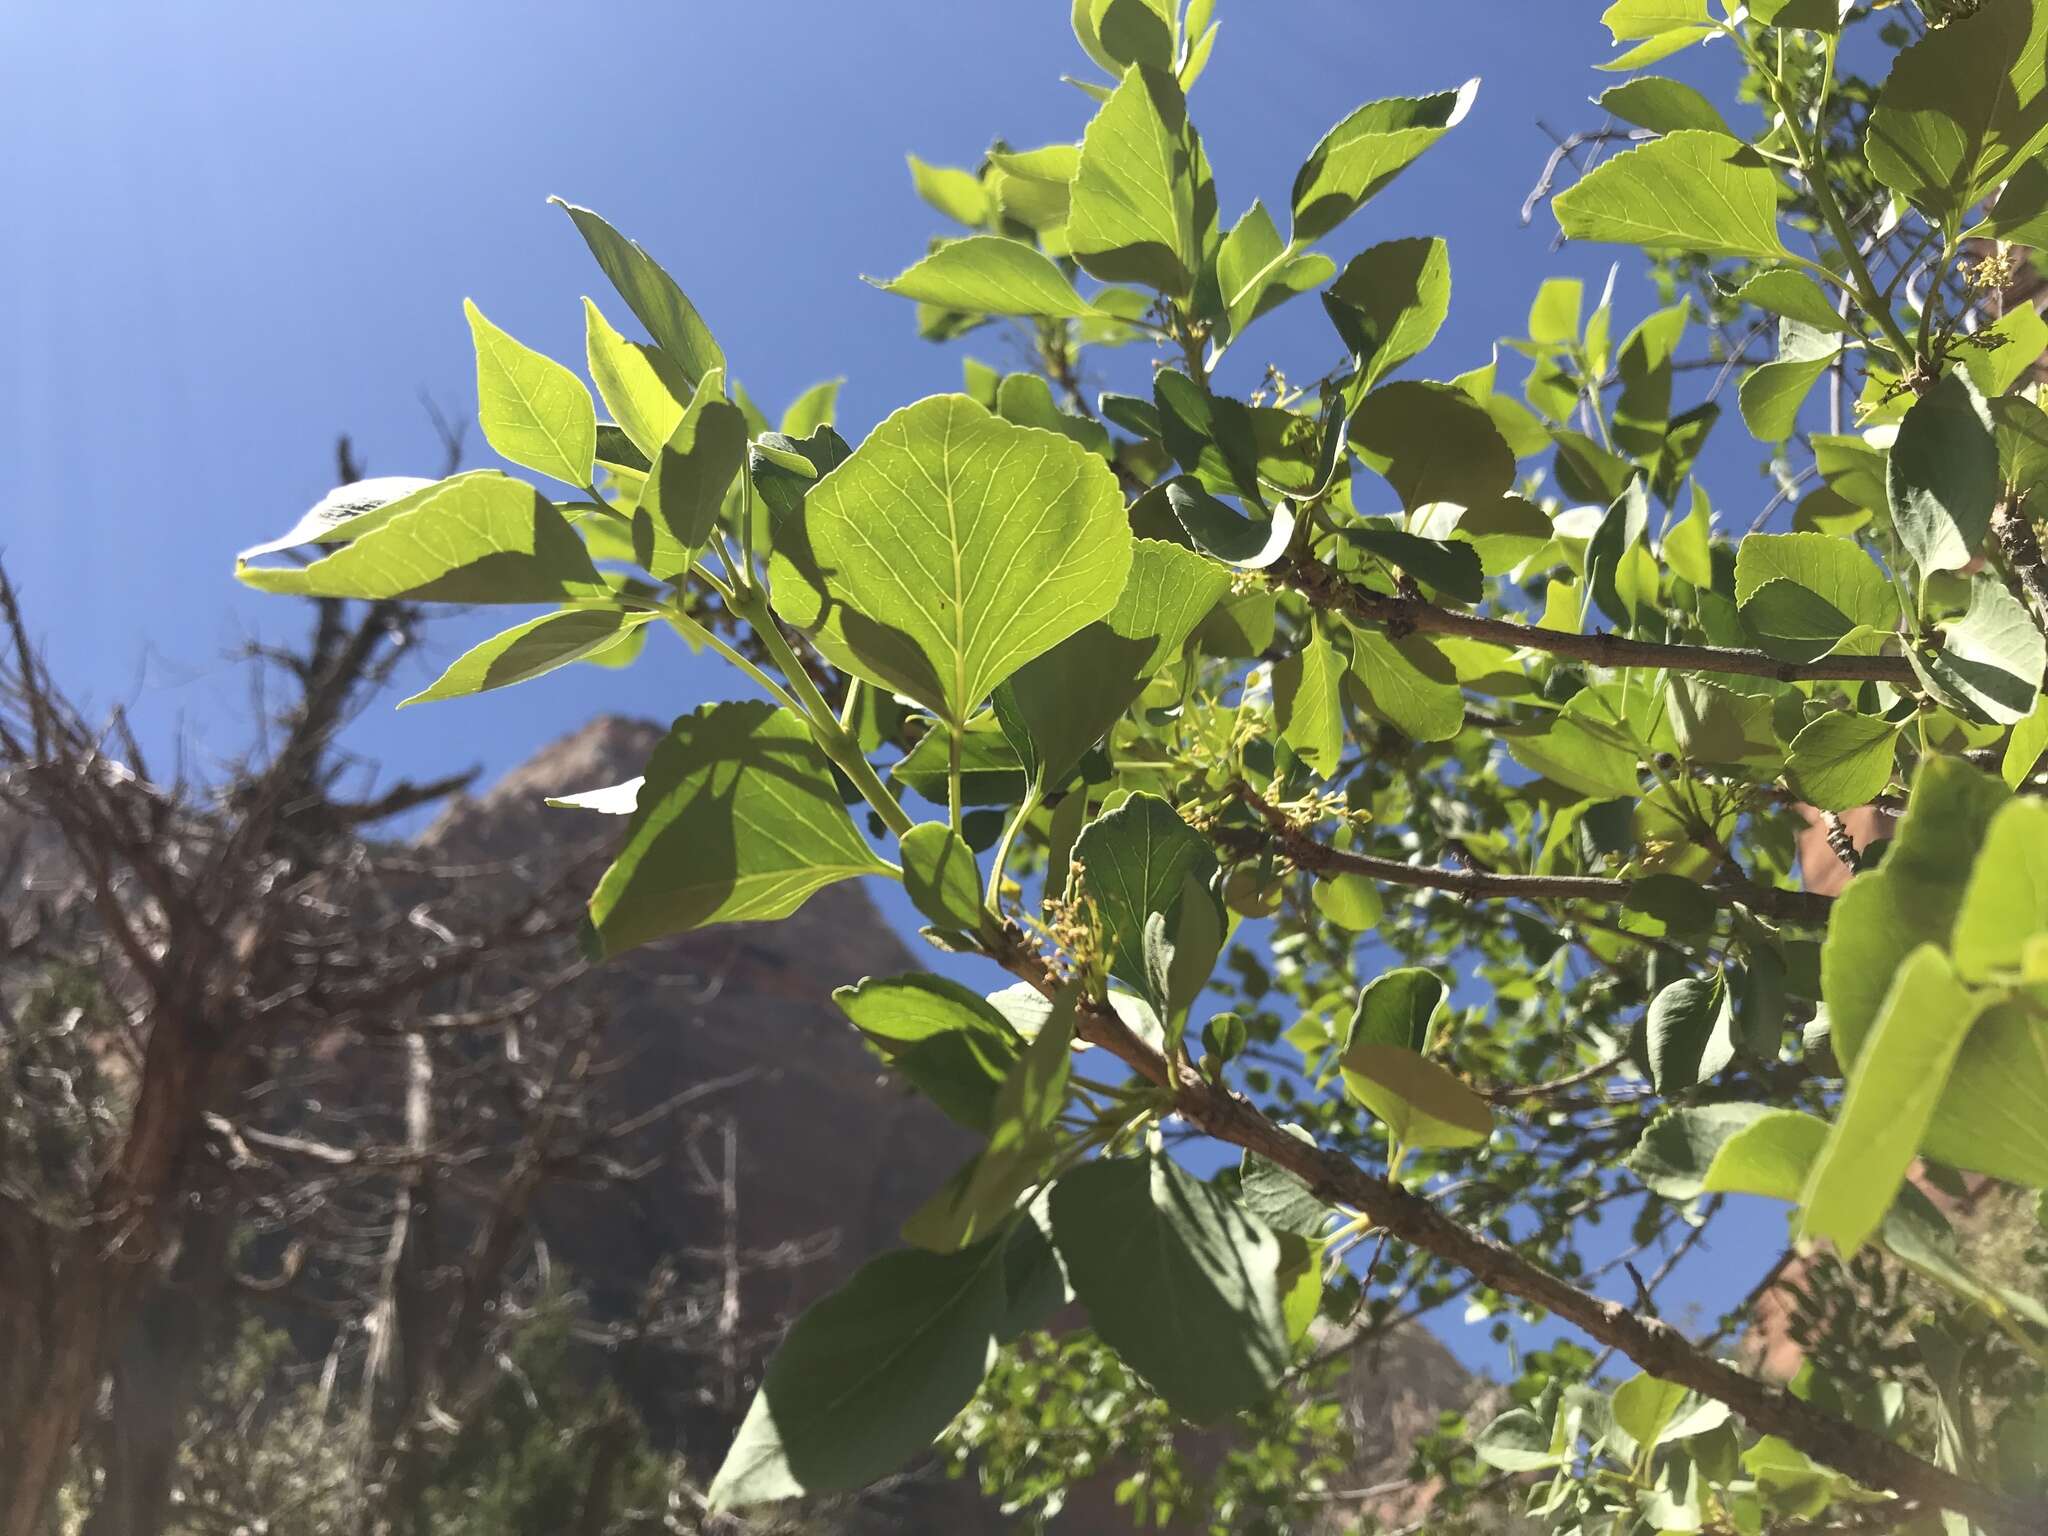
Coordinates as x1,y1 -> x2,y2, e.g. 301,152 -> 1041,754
985,783 -> 1044,909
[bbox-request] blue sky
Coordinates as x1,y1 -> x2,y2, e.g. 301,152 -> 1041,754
0,1 -> 1790,1373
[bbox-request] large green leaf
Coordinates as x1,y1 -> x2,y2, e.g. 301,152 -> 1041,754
768,394 -> 1132,728
237,473 -> 604,604
1821,756 -> 2009,1068
708,1238 -> 1008,1506
1346,967 -> 1446,1054
1799,946 -> 1993,1258
1865,0 -> 2048,224
1289,81 -> 1477,244
402,608 -> 645,707
1910,574 -> 2047,726
553,200 -> 724,392
1215,200 -> 1336,337
1273,625 -> 1346,777
1072,793 -> 1220,996
839,973 -> 1022,1135
464,300 -> 596,488
1738,322 -> 1841,444
1349,630 -> 1465,744
1323,237 -> 1452,391
997,539 -> 1230,790
1553,131 -> 1789,262
1069,64 -> 1213,297
1646,973 -> 1736,1092
235,474 -> 444,562
584,701 -> 890,956
633,369 -> 748,576
1349,381 -> 1515,512
1340,1042 -> 1494,1149
583,297 -> 688,461
1785,712 -> 1900,811
900,823 -> 986,935
1888,371 -> 1998,574
1731,531 -> 1898,662
1596,76 -> 1733,137
1049,1155 -> 1289,1424
872,236 -> 1101,318
1953,799 -> 2048,978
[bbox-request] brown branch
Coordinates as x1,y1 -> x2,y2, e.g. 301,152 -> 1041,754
1990,502 -> 2048,644
1275,558 -> 1921,688
1225,785 -> 1834,926
981,933 -> 2042,1536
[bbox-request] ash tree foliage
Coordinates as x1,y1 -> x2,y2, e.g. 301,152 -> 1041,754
237,0 -> 2048,1531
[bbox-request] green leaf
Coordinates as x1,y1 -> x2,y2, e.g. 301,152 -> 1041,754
1911,573 -> 2046,726
1273,626 -> 1346,777
906,990 -> 1078,1251
1739,322 -> 1841,444
1072,793 -> 1220,996
1785,712 -> 1899,811
837,972 -> 1022,1055
1613,1374 -> 1690,1452
1349,629 -> 1465,743
1350,381 -> 1516,513
1340,1042 -> 1493,1149
635,369 -> 748,575
907,153 -> 991,227
1338,523 -> 1484,604
1865,0 -> 2048,224
1952,798 -> 2048,979
553,200 -> 724,393
1663,480 -> 1715,588
1473,1408 -> 1564,1473
995,371 -> 1112,458
1701,1108 -> 1829,1202
892,716 -> 1027,807
1322,237 -> 1452,391
768,394 -> 1132,728
1888,371 -> 1999,574
1597,27 -> 1715,71
238,473 -> 604,604
1289,80 -> 1478,244
901,823 -> 986,934
1313,872 -> 1383,931
583,297 -> 689,461
1822,755 -> 2009,1069
1596,77 -> 1732,137
1527,276 -> 1583,346
779,378 -> 843,438
1646,973 -> 1736,1092
584,701 -> 890,956
1799,945 -> 1993,1258
997,539 -> 1231,790
1732,531 -> 1898,662
1735,270 -> 1852,333
708,1238 -> 1007,1507
1049,1155 -> 1290,1424
872,236 -> 1101,318
401,608 -> 644,707
986,144 -> 1080,235
1585,477 -> 1651,629
1165,479 -> 1295,567
2003,693 -> 2048,787
1069,64 -> 1213,297
1630,1102 -> 1776,1201
1554,131 -> 1789,262
235,474 -> 444,562
1601,0 -> 1708,39
1239,1128 -> 1333,1239
1216,200 -> 1335,337
464,299 -> 596,487
1347,967 -> 1445,1055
